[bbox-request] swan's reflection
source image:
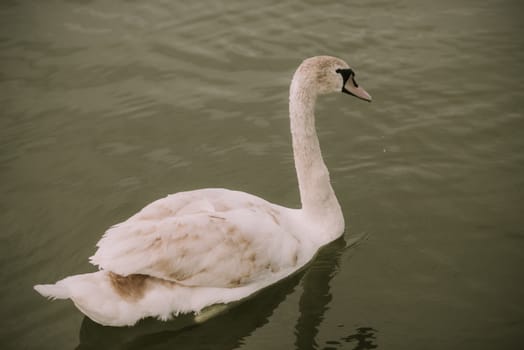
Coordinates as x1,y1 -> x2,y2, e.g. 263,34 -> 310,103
295,236 -> 346,349
77,235 -> 375,349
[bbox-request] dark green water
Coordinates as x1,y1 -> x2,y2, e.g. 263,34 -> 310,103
1,0 -> 523,349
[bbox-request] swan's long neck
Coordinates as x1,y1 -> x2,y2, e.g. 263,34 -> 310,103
289,74 -> 344,237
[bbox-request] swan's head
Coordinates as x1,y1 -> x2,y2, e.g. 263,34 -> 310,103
294,56 -> 372,102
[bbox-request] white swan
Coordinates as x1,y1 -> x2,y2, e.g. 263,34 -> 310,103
34,56 -> 371,327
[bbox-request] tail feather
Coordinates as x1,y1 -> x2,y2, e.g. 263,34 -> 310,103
33,271 -> 244,326
34,283 -> 70,300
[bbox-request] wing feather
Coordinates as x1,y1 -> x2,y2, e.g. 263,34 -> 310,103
89,189 -> 301,288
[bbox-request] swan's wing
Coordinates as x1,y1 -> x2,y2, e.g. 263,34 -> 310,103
89,189 -> 301,288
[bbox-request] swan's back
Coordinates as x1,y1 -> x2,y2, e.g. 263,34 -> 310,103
91,188 -> 307,288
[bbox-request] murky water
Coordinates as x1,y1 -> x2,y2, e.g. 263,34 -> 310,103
1,0 -> 523,349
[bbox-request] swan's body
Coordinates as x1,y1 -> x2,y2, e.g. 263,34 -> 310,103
34,56 -> 371,326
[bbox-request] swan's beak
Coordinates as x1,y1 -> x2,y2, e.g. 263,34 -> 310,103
343,80 -> 372,102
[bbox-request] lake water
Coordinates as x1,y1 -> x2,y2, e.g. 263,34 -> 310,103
1,0 -> 523,349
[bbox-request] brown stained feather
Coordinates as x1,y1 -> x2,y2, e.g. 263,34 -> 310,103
267,208 -> 280,225
109,272 -> 149,301
147,237 -> 162,250
168,266 -> 193,281
110,196 -> 290,291
229,278 -> 242,287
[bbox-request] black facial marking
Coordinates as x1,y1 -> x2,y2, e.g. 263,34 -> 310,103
336,68 -> 370,102
336,68 -> 352,87
336,68 -> 359,92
